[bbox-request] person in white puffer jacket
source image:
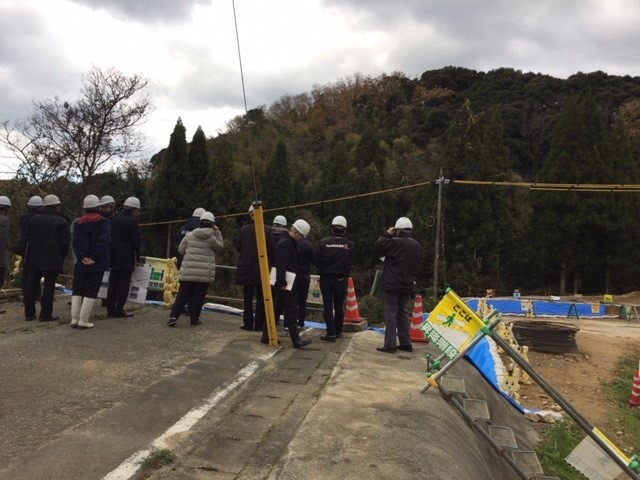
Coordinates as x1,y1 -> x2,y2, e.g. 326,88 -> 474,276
167,211 -> 224,327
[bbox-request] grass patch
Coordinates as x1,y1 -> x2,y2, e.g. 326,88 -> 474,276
536,421 -> 586,479
606,349 -> 640,453
138,448 -> 176,477
537,349 -> 640,479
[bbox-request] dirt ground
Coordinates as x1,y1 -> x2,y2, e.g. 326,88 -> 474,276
505,292 -> 640,457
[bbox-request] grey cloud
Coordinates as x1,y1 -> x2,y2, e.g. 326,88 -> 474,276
68,0 -> 211,24
323,0 -> 640,77
0,6 -> 79,122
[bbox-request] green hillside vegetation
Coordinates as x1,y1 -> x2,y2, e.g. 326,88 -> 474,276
6,66 -> 640,298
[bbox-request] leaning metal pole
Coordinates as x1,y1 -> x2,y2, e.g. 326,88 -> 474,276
492,332 -> 639,479
433,167 -> 445,302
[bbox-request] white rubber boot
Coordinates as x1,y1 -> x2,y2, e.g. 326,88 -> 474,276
71,296 -> 82,328
78,297 -> 96,329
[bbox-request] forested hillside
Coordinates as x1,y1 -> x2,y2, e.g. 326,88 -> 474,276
146,67 -> 640,297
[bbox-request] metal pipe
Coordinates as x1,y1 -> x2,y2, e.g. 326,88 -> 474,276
492,333 -> 639,478
420,313 -> 501,393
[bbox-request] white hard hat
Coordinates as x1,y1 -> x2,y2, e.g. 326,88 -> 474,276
27,195 -> 43,207
123,197 -> 141,209
200,211 -> 215,223
331,215 -> 347,228
43,194 -> 61,206
292,219 -> 310,237
395,217 -> 413,230
100,195 -> 116,207
248,205 -> 255,214
192,207 -> 205,217
0,196 -> 11,207
83,195 -> 100,209
273,215 -> 287,226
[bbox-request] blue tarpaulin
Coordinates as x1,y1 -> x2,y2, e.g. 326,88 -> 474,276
464,297 -> 604,317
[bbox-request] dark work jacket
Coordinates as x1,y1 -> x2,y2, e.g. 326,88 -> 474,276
177,217 -> 200,246
110,211 -> 141,271
0,215 -> 8,269
13,210 -> 38,257
316,234 -> 355,278
73,212 -> 111,273
274,234 -> 298,290
23,211 -> 70,271
271,225 -> 289,246
234,221 -> 275,285
297,237 -> 316,277
374,230 -> 422,293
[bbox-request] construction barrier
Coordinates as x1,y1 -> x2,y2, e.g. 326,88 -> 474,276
344,276 -> 364,323
410,294 -> 428,343
630,362 -> 640,407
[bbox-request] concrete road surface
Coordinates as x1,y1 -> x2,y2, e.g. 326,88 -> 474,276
0,295 -> 540,479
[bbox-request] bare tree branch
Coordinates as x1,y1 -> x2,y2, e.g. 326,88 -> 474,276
0,66 -> 153,193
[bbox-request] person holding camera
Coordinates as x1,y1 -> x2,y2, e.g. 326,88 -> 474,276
374,217 -> 423,353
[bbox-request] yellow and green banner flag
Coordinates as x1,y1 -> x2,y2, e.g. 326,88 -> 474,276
420,289 -> 486,359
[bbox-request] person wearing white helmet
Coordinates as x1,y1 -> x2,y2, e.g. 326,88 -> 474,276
295,223 -> 317,330
99,195 -> 117,219
14,196 -> 45,296
21,193 -> 70,322
316,215 -> 355,342
175,207 -> 206,268
0,196 -> 11,294
70,195 -> 112,329
168,211 -> 224,327
236,202 -> 275,331
105,196 -> 141,318
374,217 -> 423,354
264,218 -> 312,348
271,215 -> 288,244
70,195 -> 101,266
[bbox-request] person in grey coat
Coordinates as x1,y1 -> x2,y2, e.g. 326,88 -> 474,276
168,211 -> 223,327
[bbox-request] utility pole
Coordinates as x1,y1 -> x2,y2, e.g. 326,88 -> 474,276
433,167 -> 449,302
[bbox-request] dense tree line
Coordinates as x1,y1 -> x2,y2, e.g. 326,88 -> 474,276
6,66 -> 640,300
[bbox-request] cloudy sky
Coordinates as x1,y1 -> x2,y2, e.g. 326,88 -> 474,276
2,0 -> 640,175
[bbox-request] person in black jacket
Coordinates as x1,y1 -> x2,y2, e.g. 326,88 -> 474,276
22,194 -> 70,322
235,205 -> 275,331
267,219 -> 312,348
373,217 -> 423,354
316,215 -> 355,342
106,196 -> 141,318
16,196 -> 44,295
296,234 -> 316,329
71,195 -> 111,329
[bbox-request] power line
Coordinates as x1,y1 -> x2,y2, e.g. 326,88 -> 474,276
138,178 -> 640,227
454,179 -> 640,191
231,0 -> 258,201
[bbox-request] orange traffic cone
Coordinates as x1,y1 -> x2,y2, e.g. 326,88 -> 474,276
410,294 -> 428,343
344,277 -> 364,323
629,362 -> 640,407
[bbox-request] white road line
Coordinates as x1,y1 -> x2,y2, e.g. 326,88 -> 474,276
102,351 -> 278,480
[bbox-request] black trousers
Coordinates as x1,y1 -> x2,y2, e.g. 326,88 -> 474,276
24,269 -> 59,319
242,283 -> 265,330
296,274 -> 311,327
319,275 -> 347,337
106,269 -> 133,315
72,271 -> 104,298
170,281 -> 208,324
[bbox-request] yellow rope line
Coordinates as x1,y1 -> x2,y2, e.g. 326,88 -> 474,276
139,178 -> 640,227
